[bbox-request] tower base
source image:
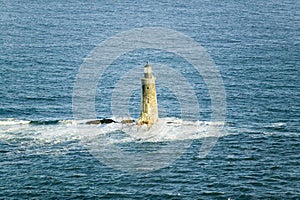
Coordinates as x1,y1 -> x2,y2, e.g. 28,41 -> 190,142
137,112 -> 151,125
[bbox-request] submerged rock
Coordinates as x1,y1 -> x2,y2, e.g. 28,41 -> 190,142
100,118 -> 116,124
86,118 -> 116,125
121,119 -> 135,124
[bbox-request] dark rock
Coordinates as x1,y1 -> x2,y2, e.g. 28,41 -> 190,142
86,118 -> 116,125
100,118 -> 116,124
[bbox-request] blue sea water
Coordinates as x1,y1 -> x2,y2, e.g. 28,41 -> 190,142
0,0 -> 299,199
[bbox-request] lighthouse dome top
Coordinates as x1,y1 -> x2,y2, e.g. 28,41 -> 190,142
144,63 -> 151,67
144,63 -> 153,78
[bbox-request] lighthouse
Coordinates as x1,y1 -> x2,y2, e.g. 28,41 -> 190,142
137,63 -> 158,125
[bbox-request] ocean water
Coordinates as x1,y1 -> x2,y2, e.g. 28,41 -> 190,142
0,0 -> 299,199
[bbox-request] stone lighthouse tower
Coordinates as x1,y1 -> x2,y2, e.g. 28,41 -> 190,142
138,63 -> 158,125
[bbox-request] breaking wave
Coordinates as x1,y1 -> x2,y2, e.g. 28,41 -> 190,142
0,117 -> 226,145
1,118 -> 291,146
0,119 -> 31,126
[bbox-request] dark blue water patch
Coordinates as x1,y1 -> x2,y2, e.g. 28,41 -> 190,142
1,131 -> 299,199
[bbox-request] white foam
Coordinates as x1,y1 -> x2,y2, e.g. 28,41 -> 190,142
0,118 -> 228,145
109,118 -> 226,143
0,119 -> 30,126
270,122 -> 286,127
